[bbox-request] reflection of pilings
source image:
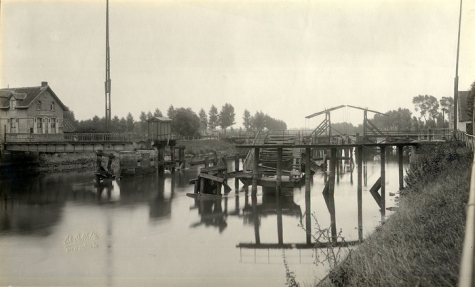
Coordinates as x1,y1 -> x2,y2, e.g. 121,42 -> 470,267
357,146 -> 363,241
252,148 -> 259,196
276,195 -> 283,245
380,146 -> 386,218
305,148 -> 312,244
398,146 -> 404,191
329,148 -> 337,242
252,196 -> 260,244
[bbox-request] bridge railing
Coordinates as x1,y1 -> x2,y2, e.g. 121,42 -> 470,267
5,133 -> 64,142
4,133 -> 144,143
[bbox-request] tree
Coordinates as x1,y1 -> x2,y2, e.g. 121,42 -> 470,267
208,105 -> 218,129
172,108 -> 201,136
440,96 -> 454,128
126,112 -> 134,132
139,111 -> 148,134
167,105 -> 177,120
119,117 -> 127,132
198,108 -> 207,122
251,111 -> 266,130
111,115 -> 120,132
242,109 -> 251,131
147,111 -> 153,120
218,103 -> 235,131
412,95 -> 439,122
153,108 -> 163,117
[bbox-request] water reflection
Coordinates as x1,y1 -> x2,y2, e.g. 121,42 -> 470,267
0,155 -> 405,286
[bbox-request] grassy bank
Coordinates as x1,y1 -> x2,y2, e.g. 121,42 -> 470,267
320,142 -> 472,286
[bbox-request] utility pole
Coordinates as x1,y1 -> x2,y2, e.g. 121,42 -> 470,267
105,0 -> 112,132
453,0 -> 462,133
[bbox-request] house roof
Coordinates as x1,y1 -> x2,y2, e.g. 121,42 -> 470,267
147,116 -> 171,122
458,91 -> 471,122
62,118 -> 77,133
0,83 -> 69,111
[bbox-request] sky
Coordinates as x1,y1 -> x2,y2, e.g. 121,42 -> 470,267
1,0 -> 474,129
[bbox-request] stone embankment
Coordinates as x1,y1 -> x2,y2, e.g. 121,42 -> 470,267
0,139 -> 241,177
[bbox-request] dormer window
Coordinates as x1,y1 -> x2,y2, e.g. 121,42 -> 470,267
10,99 -> 16,110
37,100 -> 41,110
51,101 -> 55,111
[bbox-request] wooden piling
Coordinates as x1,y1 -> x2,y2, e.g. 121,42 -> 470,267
398,145 -> 404,191
235,154 -> 240,193
170,145 -> 175,172
252,148 -> 260,196
357,146 -> 363,241
277,194 -> 283,245
276,148 -> 283,190
380,146 -> 386,217
329,148 -> 337,242
204,156 -> 209,168
305,148 -> 312,245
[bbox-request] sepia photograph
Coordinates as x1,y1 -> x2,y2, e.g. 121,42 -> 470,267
1,0 -> 475,286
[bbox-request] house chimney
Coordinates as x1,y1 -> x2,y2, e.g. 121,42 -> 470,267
41,81 -> 48,87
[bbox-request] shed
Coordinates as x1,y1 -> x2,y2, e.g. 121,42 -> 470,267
147,117 -> 172,140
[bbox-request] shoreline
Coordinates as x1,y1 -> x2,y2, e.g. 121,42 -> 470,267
316,141 -> 472,286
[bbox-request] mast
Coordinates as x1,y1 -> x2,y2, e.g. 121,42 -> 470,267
105,0 -> 111,132
453,0 -> 462,132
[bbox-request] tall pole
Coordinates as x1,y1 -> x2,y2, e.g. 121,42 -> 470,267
453,0 -> 462,132
105,0 -> 112,132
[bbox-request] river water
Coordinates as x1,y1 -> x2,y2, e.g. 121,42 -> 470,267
0,155 -> 405,287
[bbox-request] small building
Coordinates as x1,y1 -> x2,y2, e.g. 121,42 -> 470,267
0,82 -> 69,136
458,91 -> 472,134
147,117 -> 172,140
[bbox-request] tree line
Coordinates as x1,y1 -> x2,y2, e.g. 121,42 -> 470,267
64,103 -> 288,136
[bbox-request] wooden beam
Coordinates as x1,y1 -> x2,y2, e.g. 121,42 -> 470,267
199,172 -> 225,183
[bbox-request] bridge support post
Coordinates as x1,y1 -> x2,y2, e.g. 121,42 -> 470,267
234,154 -> 240,172
252,148 -> 260,197
170,145 -> 176,172
398,145 -> 404,191
357,145 -> 363,241
305,147 -> 312,244
204,156 -> 209,168
276,148 -> 282,191
235,154 -> 240,192
380,146 -> 386,218
336,148 -> 340,183
329,147 -> 337,242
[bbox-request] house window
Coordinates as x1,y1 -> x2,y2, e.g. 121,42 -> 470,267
51,118 -> 56,129
51,101 -> 55,111
10,99 -> 16,110
37,100 -> 41,110
37,118 -> 42,129
10,118 -> 16,128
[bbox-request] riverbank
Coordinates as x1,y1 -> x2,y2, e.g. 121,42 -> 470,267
319,141 -> 472,286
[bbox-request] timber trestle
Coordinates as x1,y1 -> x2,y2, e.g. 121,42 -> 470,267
236,141 -> 431,242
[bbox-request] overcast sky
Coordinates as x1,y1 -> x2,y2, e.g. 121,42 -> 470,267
2,0 -> 474,129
